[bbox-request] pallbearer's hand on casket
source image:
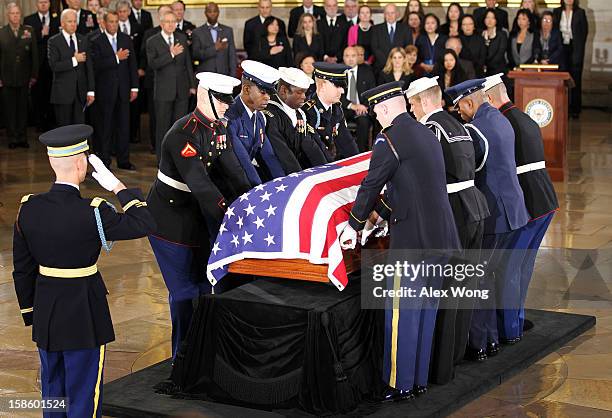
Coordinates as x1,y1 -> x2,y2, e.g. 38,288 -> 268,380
340,224 -> 357,250
361,220 -> 376,246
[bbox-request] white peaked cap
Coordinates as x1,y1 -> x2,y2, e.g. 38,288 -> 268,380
405,76 -> 440,99
483,73 -> 505,91
278,67 -> 314,89
196,72 -> 241,93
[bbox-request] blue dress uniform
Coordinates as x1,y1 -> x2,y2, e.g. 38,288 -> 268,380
226,60 -> 287,186
446,80 -> 530,359
302,63 -> 359,161
493,88 -> 559,341
147,73 -> 252,359
349,82 -> 460,399
12,125 -> 155,418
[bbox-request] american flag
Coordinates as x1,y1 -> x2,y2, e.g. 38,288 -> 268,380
207,152 -> 372,291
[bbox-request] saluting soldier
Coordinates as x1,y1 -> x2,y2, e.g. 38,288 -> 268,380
13,125 -> 155,418
263,66 -> 328,173
406,76 -> 490,384
445,79 -> 530,361
226,60 -> 286,186
339,81 -> 461,401
147,72 -> 252,359
0,3 -> 39,149
484,74 -> 559,342
302,62 -> 359,161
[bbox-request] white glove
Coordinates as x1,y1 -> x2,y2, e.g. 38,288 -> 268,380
360,220 -> 375,246
375,220 -> 389,238
89,154 -> 120,191
339,224 -> 357,250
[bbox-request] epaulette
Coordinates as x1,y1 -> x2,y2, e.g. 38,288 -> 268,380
20,194 -> 33,204
307,124 -> 315,134
261,109 -> 274,118
90,197 -> 107,208
304,99 -> 316,110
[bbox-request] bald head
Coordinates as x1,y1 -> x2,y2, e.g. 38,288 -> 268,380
373,95 -> 406,128
49,153 -> 88,184
383,4 -> 398,24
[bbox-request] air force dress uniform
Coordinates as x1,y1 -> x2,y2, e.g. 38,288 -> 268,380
147,73 -> 252,359
264,67 -> 329,173
406,77 -> 490,383
347,82 -> 461,399
226,60 -> 286,186
484,74 -> 559,341
445,79 -> 530,359
13,125 -> 155,418
303,62 -> 359,161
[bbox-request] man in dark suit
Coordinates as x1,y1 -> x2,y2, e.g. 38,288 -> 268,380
341,46 -> 375,152
130,0 -> 153,37
192,2 -> 236,76
243,0 -> 287,58
66,0 -> 98,35
48,9 -> 94,126
319,0 -> 348,63
90,10 -> 138,170
147,10 -> 195,159
371,3 -> 412,73
288,0 -> 324,38
172,0 -> 196,44
0,3 -> 39,149
24,0 -> 60,131
338,0 -> 358,27
473,0 -> 508,32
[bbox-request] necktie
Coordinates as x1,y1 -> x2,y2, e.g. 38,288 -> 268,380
251,113 -> 257,135
389,25 -> 395,43
111,36 -> 117,53
41,15 -> 46,25
167,36 -> 173,47
330,18 -> 335,27
348,70 -> 357,104
70,35 -> 76,53
122,23 -> 128,34
210,25 -> 218,42
136,10 -> 141,24
176,23 -> 181,31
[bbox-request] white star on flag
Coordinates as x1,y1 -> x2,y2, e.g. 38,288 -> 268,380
225,206 -> 235,219
244,203 -> 256,216
212,242 -> 221,255
265,204 -> 277,217
242,230 -> 253,244
273,177 -> 284,182
260,191 -> 271,202
264,233 -> 275,246
289,172 -> 300,178
219,222 -> 227,235
231,234 -> 239,247
239,192 -> 250,202
253,216 -> 265,229
236,216 -> 244,228
275,184 -> 287,193
254,184 -> 265,191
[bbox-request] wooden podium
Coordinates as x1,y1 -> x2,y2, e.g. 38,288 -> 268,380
508,69 -> 572,182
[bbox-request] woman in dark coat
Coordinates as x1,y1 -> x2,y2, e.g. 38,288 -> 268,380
254,16 -> 293,68
481,8 -> 508,76
415,13 -> 448,75
553,0 -> 588,118
439,2 -> 463,37
539,11 -> 563,66
292,13 -> 324,61
459,14 -> 487,77
507,9 -> 541,69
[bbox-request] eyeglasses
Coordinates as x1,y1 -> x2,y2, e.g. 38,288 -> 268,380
542,18 -> 553,23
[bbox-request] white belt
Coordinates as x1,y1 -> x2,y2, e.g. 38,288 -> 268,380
516,161 -> 546,175
157,170 -> 191,192
446,180 -> 474,194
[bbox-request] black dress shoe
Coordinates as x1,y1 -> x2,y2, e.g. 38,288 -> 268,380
413,385 -> 428,396
501,336 -> 522,345
380,387 -> 415,402
117,163 -> 136,171
486,341 -> 500,357
465,346 -> 487,361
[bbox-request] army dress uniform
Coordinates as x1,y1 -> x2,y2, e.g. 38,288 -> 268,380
147,73 -> 251,359
13,125 -> 155,418
303,63 -> 359,162
406,77 -> 490,384
485,74 -> 559,341
348,82 -> 461,397
0,24 -> 39,148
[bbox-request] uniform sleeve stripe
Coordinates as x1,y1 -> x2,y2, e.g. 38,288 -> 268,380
123,199 -> 145,211
350,212 -> 366,224
381,199 -> 392,211
20,307 -> 33,314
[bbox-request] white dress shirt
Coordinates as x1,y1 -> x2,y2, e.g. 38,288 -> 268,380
119,19 -> 131,35
347,66 -> 360,105
281,99 -> 298,127
387,22 -> 396,36
55,181 -> 79,190
38,12 -> 50,25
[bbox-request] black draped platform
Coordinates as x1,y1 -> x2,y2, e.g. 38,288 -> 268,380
102,277 -> 595,418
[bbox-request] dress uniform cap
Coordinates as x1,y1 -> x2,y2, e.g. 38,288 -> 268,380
196,72 -> 241,104
361,81 -> 405,107
39,124 -> 93,158
241,60 -> 280,93
444,78 -> 486,105
313,62 -> 350,88
278,67 -> 314,89
483,73 -> 505,91
405,76 -> 440,99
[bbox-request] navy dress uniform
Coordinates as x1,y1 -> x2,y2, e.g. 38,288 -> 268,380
484,74 -> 559,341
303,62 -> 359,161
445,79 -> 530,359
147,73 -> 252,359
343,82 -> 461,400
226,60 -> 287,186
12,125 -> 155,418
406,77 -> 490,384
264,67 -> 329,172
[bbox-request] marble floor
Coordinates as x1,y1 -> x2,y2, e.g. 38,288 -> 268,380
0,110 -> 611,417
